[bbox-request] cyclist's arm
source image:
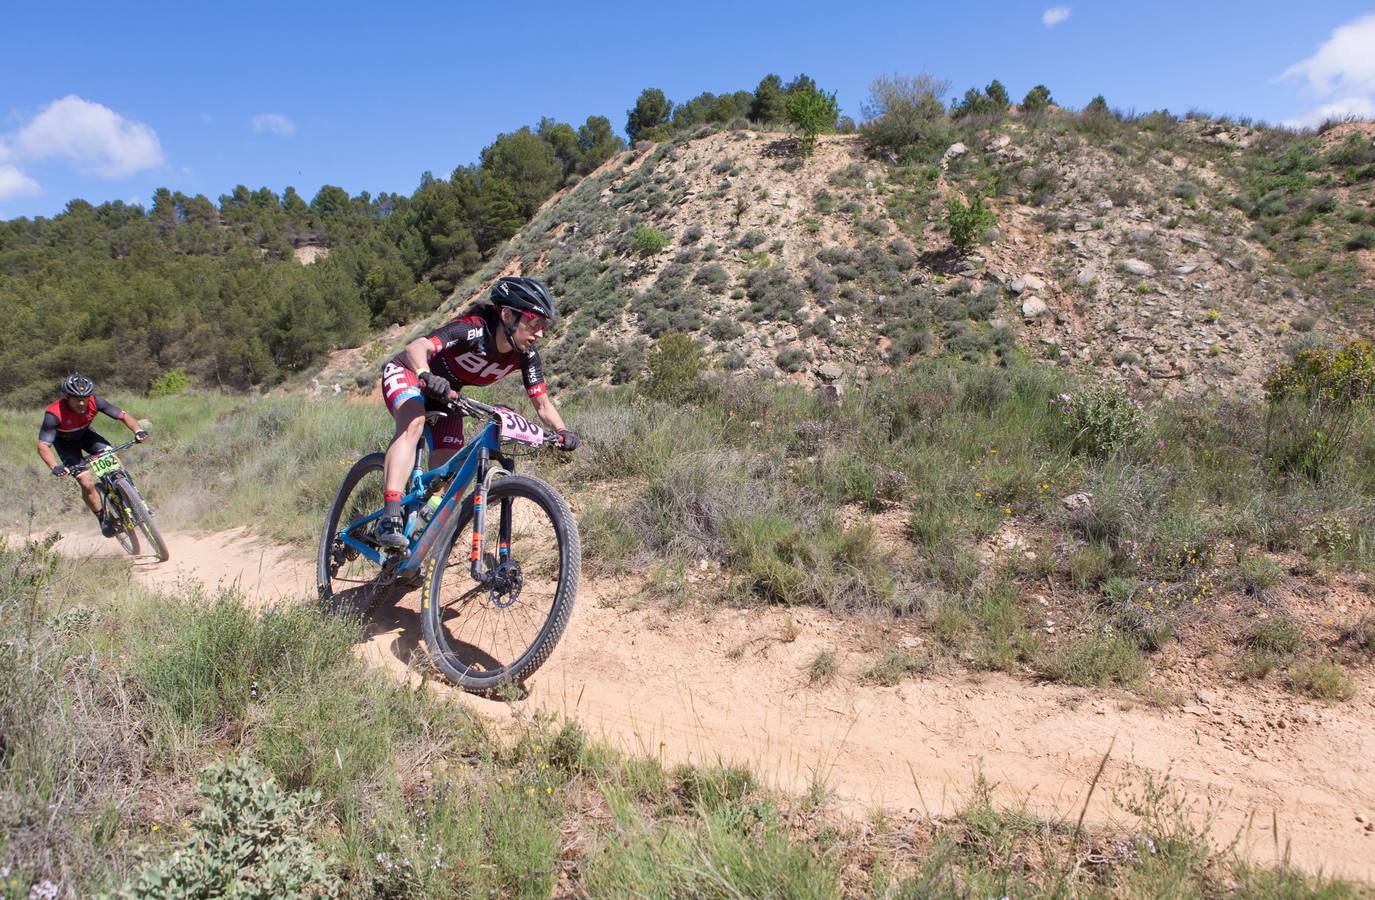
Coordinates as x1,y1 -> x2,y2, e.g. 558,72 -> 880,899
529,391 -> 567,434
520,350 -> 565,432
37,438 -> 59,471
95,396 -> 140,436
402,336 -> 437,375
38,412 -> 59,446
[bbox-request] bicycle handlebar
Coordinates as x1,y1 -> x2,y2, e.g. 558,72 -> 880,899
66,436 -> 145,476
443,393 -> 566,449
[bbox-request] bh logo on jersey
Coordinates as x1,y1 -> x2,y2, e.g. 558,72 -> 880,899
450,353 -> 515,382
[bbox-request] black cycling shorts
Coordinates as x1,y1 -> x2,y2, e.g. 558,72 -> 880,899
53,430 -> 112,468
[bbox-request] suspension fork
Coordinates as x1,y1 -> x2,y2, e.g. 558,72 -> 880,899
468,449 -> 516,579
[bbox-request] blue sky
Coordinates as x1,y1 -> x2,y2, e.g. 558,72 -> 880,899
3,1 -> 1373,220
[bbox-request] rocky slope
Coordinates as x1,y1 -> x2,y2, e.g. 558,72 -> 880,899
319,113 -> 1374,400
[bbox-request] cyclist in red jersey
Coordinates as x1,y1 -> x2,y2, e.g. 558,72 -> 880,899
375,276 -> 577,547
37,373 -> 148,537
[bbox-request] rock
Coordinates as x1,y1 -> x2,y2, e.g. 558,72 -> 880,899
1010,274 -> 1046,294
1119,259 -> 1157,277
988,317 -> 1009,330
1021,296 -> 1050,319
1179,233 -> 1211,248
984,225 -> 1002,243
1062,492 -> 1094,514
986,135 -> 1011,151
816,383 -> 844,403
1196,689 -> 1218,706
816,362 -> 844,382
1223,258 -> 1243,270
1075,268 -> 1098,287
941,142 -> 967,166
1182,704 -> 1210,716
1173,263 -> 1198,276
898,635 -> 922,649
1098,199 -> 1114,210
1127,227 -> 1154,243
1074,222 -> 1092,232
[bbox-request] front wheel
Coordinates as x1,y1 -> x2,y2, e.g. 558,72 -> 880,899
103,481 -> 139,557
318,453 -> 395,616
113,475 -> 169,562
422,473 -> 580,694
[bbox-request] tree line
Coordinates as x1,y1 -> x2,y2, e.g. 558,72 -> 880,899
0,115 -> 624,405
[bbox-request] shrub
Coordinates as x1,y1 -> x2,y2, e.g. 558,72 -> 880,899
859,73 -> 951,160
946,193 -> 996,255
1052,384 -> 1146,458
1287,657 -> 1355,702
121,755 -> 339,897
1346,228 -> 1375,251
148,368 -> 193,398
693,263 -> 729,293
785,85 -> 839,157
643,332 -> 705,403
631,225 -> 669,256
1021,84 -> 1054,114
681,224 -> 704,244
737,230 -> 766,250
1264,338 -> 1375,480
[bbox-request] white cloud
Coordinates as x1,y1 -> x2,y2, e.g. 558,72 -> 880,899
1042,6 -> 1071,27
0,163 -> 40,200
1283,95 -> 1375,129
251,113 -> 295,137
12,95 -> 163,178
1281,13 -> 1375,98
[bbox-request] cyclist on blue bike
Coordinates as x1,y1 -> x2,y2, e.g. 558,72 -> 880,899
37,373 -> 149,537
376,276 -> 578,548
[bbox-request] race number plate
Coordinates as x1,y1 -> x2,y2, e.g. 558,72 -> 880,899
88,453 -> 120,477
496,407 -> 545,447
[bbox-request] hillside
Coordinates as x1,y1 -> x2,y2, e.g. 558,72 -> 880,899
324,110 -> 1375,400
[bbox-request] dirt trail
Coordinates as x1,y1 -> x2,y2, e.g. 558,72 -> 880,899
38,525 -> 1375,881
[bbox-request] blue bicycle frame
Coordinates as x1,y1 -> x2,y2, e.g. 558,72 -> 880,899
336,414 -> 503,578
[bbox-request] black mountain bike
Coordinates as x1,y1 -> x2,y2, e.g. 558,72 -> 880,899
68,438 -> 169,562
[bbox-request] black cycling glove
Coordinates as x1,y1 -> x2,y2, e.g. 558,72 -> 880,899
134,430 -> 149,442
557,429 -> 580,451
51,465 -> 69,477
418,371 -> 451,400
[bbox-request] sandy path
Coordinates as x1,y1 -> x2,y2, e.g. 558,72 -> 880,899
36,524 -> 1375,881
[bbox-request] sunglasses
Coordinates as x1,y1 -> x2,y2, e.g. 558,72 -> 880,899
519,311 -> 549,329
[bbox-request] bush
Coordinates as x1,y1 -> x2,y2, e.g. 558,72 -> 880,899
859,72 -> 953,161
1052,384 -> 1146,458
148,368 -> 193,398
1021,84 -> 1054,114
1346,228 -> 1375,251
785,85 -> 839,157
737,230 -> 766,250
1264,338 -> 1375,480
631,225 -> 669,256
681,224 -> 704,244
121,755 -> 339,897
643,332 -> 705,403
946,193 -> 996,255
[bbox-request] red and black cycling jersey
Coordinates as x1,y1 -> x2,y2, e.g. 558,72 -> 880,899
389,304 -> 546,398
38,396 -> 123,444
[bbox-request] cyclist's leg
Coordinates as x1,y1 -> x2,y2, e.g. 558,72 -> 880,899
427,413 -> 465,470
55,437 -> 101,515
380,363 -> 428,546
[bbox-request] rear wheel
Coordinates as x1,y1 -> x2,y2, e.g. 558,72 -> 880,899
318,453 -> 396,616
113,475 -> 168,562
422,473 -> 579,694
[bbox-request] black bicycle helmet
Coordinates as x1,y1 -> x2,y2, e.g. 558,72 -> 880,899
60,373 -> 95,398
490,276 -> 555,321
